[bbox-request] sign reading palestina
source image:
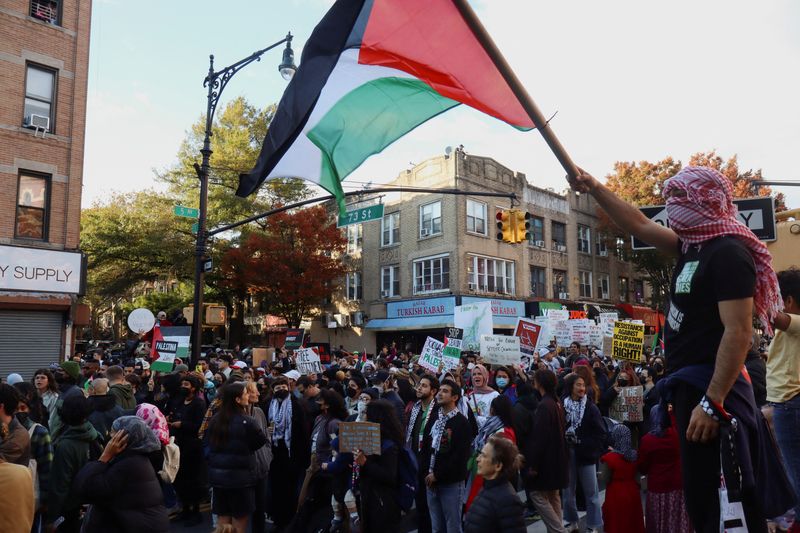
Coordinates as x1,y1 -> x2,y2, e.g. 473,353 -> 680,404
150,325 -> 191,372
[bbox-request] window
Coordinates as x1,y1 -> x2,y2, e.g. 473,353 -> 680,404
530,216 -> 545,244
381,266 -> 400,298
419,201 -> 442,237
345,272 -> 362,301
634,279 -> 645,304
553,269 -> 568,299
579,271 -> 592,298
15,172 -> 49,240
578,225 -> 591,254
380,212 -> 400,247
467,255 -> 515,295
413,254 -> 449,294
346,224 -> 362,255
466,199 -> 487,235
598,274 -> 610,299
596,233 -> 609,256
619,276 -> 629,302
24,64 -> 56,131
530,266 -> 546,297
615,237 -> 628,260
30,0 -> 61,25
552,221 -> 566,250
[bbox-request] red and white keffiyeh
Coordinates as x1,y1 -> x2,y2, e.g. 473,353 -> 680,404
662,166 -> 782,334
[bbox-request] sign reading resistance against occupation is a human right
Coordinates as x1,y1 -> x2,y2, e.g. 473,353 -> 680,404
611,321 -> 645,362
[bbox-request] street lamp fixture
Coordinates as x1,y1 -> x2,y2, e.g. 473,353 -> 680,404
191,32 -> 294,364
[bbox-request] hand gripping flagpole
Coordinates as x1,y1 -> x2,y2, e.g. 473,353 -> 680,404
451,0 -> 580,181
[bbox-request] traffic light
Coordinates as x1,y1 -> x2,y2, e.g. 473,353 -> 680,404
513,211 -> 531,243
205,305 -> 227,326
496,209 -> 514,242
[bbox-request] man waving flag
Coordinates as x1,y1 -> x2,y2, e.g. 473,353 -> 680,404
237,0 -> 576,212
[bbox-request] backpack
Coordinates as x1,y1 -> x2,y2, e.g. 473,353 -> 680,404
159,436 -> 180,484
394,444 -> 418,513
27,423 -> 40,508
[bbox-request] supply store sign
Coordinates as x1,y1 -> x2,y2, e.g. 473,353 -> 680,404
0,245 -> 86,294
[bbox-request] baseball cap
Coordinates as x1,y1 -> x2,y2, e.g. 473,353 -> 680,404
232,361 -> 247,369
283,369 -> 301,381
6,373 -> 23,385
538,347 -> 551,358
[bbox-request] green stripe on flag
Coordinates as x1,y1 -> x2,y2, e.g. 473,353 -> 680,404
151,360 -> 174,372
308,77 -> 459,212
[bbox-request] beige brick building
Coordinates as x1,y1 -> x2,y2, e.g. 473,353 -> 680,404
0,0 -> 92,377
307,148 -> 651,354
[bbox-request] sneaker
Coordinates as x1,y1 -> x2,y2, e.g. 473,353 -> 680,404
523,508 -> 540,521
586,529 -> 600,533
564,523 -> 578,533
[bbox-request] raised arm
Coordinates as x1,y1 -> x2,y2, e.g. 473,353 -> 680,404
568,168 -> 679,256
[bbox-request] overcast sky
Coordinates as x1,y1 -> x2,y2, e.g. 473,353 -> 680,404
83,0 -> 800,210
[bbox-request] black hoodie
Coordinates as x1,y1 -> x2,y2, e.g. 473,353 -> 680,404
87,394 -> 125,442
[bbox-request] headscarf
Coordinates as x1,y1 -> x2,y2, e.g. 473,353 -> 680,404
662,166 -> 782,333
610,423 -> 637,462
648,403 -> 665,438
472,415 -> 504,452
470,365 -> 494,393
136,403 -> 170,446
111,416 -> 161,454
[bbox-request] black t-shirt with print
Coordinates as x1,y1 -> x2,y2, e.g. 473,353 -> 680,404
664,236 -> 756,371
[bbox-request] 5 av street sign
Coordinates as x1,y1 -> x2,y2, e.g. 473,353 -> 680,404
174,205 -> 199,218
337,204 -> 384,228
631,197 -> 776,250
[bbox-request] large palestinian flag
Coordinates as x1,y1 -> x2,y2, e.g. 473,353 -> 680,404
237,0 -> 537,211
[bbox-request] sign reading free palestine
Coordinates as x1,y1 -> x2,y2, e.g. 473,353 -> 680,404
151,326 -> 191,372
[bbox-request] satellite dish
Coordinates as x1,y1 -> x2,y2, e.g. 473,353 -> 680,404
444,146 -> 453,156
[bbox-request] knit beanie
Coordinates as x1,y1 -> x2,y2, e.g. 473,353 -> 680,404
61,360 -> 81,381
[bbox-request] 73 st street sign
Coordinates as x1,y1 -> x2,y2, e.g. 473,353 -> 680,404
631,197 -> 776,250
337,204 -> 384,228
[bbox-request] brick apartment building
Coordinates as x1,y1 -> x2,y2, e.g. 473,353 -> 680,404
0,0 -> 92,377
286,148 -> 654,354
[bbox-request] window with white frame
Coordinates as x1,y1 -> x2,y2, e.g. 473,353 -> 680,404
578,225 -> 591,254
467,255 -> 515,295
579,270 -> 592,298
24,64 -> 56,131
413,254 -> 449,294
381,265 -> 400,298
419,201 -> 442,237
345,272 -> 362,301
466,199 -> 487,235
598,274 -> 610,299
530,266 -> 546,297
346,224 -> 362,255
380,212 -> 400,247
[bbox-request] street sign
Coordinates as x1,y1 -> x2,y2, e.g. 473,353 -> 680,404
337,204 -> 384,228
174,205 -> 199,218
191,222 -> 199,233
202,257 -> 213,272
631,197 -> 776,250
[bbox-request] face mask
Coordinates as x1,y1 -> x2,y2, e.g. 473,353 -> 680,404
179,388 -> 190,396
274,389 -> 289,400
495,377 -> 509,389
618,379 -> 629,387
346,388 -> 358,398
15,412 -> 29,424
293,389 -> 302,399
357,400 -> 368,415
654,363 -> 664,374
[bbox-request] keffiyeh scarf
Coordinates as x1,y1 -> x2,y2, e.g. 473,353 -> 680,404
610,423 -> 637,462
662,166 -> 782,334
429,407 -> 459,472
472,415 -> 504,453
269,397 -> 293,455
563,394 -> 587,433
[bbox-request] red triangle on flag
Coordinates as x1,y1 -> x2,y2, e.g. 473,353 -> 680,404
150,323 -> 164,361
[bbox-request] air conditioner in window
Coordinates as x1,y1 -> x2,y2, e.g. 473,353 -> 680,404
556,244 -> 567,252
326,313 -> 337,328
420,228 -> 430,238
381,290 -> 390,298
334,313 -> 350,327
599,250 -> 608,257
352,311 -> 364,326
558,292 -> 569,299
467,282 -> 476,291
534,240 -> 545,248
24,114 -> 50,137
601,292 -> 610,299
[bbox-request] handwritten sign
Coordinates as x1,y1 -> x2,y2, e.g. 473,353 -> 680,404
419,337 -> 445,372
295,347 -> 323,374
338,421 -> 382,456
514,318 -> 542,356
588,324 -> 603,347
609,386 -> 644,422
480,335 -> 521,366
612,321 -> 645,362
545,309 -> 570,321
442,328 -> 463,369
553,320 -> 573,346
455,301 -> 493,352
570,319 -> 592,345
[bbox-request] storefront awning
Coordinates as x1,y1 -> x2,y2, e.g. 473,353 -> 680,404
365,316 -> 454,331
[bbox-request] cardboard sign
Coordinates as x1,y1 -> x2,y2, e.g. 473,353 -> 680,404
284,328 -> 305,349
252,347 -> 274,368
545,309 -> 570,321
532,317 -> 552,352
570,319 -> 592,345
514,318 -> 542,356
480,335 -> 521,367
441,328 -> 463,370
588,324 -> 604,347
609,386 -> 644,422
602,336 -> 613,356
339,421 -> 382,456
455,301 -> 493,352
419,337 -> 445,372
295,347 -> 323,374
612,321 -> 646,362
553,320 -> 573,346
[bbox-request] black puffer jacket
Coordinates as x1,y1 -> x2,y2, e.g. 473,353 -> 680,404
204,413 -> 267,488
74,452 -> 169,533
87,394 -> 125,442
463,477 -> 526,533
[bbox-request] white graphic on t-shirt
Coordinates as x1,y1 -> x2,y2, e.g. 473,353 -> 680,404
675,261 -> 699,294
668,301 -> 684,332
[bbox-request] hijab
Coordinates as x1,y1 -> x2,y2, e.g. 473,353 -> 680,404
610,423 -> 637,462
470,365 -> 494,394
111,416 -> 161,454
136,403 -> 170,446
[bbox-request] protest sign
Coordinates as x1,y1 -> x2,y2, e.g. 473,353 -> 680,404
128,308 -> 155,334
609,386 -> 644,422
545,309 -> 570,321
419,336 -> 445,372
150,326 -> 190,372
553,320 -> 572,346
612,321 -> 645,362
570,319 -> 591,345
252,347 -> 274,367
602,336 -> 613,356
284,328 -> 305,349
532,317 -> 552,352
455,301 -> 493,352
480,335 -> 521,366
338,422 -> 382,455
588,324 -> 603,347
514,318 -> 542,356
295,347 -> 323,374
441,327 -> 463,369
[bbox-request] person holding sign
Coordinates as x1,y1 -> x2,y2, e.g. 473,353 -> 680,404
467,365 -> 499,428
570,166 -> 788,532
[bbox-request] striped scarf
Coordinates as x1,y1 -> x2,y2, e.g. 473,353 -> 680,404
663,166 -> 782,334
429,407 -> 458,472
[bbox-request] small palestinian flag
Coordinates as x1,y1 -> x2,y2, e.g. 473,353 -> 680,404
150,324 -> 191,372
238,0 -> 536,212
